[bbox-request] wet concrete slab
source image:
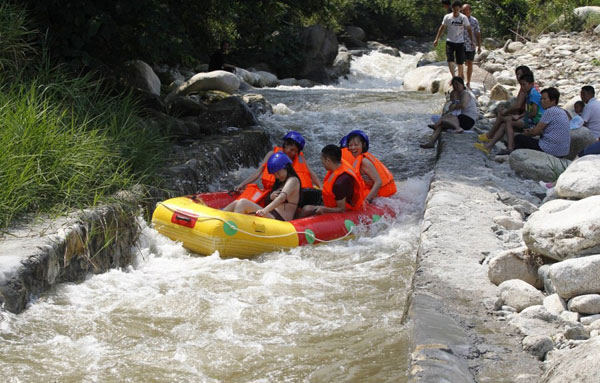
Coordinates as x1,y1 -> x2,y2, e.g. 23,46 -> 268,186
407,132 -> 546,382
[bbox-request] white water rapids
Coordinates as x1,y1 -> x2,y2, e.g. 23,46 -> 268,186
1,51 -> 443,382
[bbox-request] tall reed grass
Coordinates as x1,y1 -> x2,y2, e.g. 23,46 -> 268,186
0,3 -> 167,228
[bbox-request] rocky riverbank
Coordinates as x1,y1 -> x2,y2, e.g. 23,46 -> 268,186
408,30 -> 600,382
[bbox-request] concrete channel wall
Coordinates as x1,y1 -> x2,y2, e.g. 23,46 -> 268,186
407,133 -> 544,382
0,130 -> 270,314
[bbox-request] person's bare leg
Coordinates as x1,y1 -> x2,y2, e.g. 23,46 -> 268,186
448,61 -> 456,77
466,61 -> 473,88
485,123 -> 507,150
457,64 -> 464,79
222,201 -> 237,212
421,125 -> 443,148
233,199 -> 261,214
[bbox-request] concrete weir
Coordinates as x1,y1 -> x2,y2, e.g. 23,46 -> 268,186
407,133 -> 545,382
0,130 -> 270,314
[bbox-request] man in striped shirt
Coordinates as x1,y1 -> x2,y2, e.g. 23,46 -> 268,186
461,4 -> 482,89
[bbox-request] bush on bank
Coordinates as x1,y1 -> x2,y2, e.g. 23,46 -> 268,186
0,3 -> 167,228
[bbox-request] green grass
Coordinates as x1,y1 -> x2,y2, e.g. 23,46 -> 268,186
0,2 -> 167,228
434,40 -> 446,62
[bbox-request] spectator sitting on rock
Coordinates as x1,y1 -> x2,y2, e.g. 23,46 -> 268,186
433,0 -> 475,79
475,72 -> 543,155
461,3 -> 482,89
513,87 -> 570,158
208,41 -> 235,72
580,85 -> 600,139
570,100 -> 585,130
421,76 -> 478,149
477,65 -> 533,144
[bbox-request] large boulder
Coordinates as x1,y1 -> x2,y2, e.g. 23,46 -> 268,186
235,67 -> 264,88
175,70 -> 240,96
522,196 -> 600,261
196,96 -> 258,133
256,71 -> 279,87
339,26 -> 367,49
573,6 -> 600,20
566,127 -> 596,160
509,149 -> 571,182
471,65 -> 497,90
490,83 -> 511,101
498,279 -> 545,312
403,65 -> 452,94
568,294 -> 600,315
555,155 -> 600,199
344,26 -> 366,41
297,24 -> 339,83
488,246 -> 542,288
540,336 -> 600,383
120,60 -> 161,96
549,254 -> 600,299
327,49 -> 352,79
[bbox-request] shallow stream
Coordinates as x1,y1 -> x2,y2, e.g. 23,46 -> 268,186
1,51 -> 443,382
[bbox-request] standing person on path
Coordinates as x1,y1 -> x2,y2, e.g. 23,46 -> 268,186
433,0 -> 475,79
461,3 -> 482,89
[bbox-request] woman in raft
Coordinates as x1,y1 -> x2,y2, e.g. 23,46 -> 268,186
234,131 -> 322,206
340,130 -> 397,203
223,152 -> 300,221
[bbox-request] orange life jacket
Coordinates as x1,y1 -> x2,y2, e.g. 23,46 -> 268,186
345,150 -> 396,197
322,160 -> 368,211
261,146 -> 313,190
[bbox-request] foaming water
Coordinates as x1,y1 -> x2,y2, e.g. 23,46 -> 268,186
1,52 -> 438,382
0,176 -> 430,382
337,51 -> 422,90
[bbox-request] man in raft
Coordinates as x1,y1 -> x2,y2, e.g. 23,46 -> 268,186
299,144 -> 368,217
234,131 -> 322,206
340,130 -> 396,203
223,153 -> 300,221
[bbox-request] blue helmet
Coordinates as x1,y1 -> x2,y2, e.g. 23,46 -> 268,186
339,134 -> 348,148
283,131 -> 305,151
267,152 -> 292,174
346,130 -> 369,152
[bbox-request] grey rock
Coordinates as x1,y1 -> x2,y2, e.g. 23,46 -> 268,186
581,314 -> 600,325
498,279 -> 545,312
509,149 -> 571,183
555,155 -> 600,199
538,264 -> 556,294
175,70 -> 240,95
488,246 -> 542,288
566,127 -> 596,160
522,335 -> 554,360
549,254 -> 600,299
560,310 -> 580,323
567,294 -> 600,314
523,197 -> 600,261
544,294 -> 567,315
563,325 -> 589,340
120,60 -> 161,96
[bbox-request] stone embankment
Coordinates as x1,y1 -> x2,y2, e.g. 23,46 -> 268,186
409,31 -> 600,382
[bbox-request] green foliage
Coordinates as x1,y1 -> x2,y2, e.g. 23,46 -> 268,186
0,3 -> 167,228
434,40 -> 447,62
0,2 -> 35,73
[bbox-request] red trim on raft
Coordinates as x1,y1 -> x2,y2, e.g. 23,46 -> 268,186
186,191 -> 396,246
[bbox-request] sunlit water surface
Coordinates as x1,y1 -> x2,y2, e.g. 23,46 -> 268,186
1,51 -> 442,382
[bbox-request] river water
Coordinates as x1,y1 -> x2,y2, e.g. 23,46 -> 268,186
0,51 -> 442,382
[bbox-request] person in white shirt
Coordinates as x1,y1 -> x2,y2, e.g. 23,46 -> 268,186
580,86 -> 600,139
433,0 -> 475,79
